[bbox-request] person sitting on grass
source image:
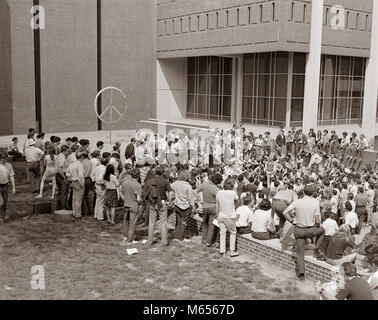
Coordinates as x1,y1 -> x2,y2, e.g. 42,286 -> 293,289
315,262 -> 374,300
235,196 -> 254,235
325,224 -> 356,266
250,199 -> 278,240
8,137 -> 22,162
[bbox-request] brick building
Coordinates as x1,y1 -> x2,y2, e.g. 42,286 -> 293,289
1,0 -> 378,139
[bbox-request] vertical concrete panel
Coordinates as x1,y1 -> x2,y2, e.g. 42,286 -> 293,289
39,0 -> 97,133
102,0 -> 156,131
0,0 -> 35,135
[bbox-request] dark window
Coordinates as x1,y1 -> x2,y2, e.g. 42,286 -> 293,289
187,57 -> 233,122
242,52 -> 289,127
318,55 -> 366,125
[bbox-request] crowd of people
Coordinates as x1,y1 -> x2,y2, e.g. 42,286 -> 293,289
0,124 -> 377,299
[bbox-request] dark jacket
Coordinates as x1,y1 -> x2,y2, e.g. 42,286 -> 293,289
125,143 -> 135,161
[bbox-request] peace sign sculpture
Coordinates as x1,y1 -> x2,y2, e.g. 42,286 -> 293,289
94,87 -> 128,143
94,87 -> 128,124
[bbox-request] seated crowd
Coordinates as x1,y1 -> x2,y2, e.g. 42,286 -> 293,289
0,125 -> 377,299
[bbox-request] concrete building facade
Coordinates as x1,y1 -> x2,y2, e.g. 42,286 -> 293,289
1,0 -> 377,139
155,0 -> 378,139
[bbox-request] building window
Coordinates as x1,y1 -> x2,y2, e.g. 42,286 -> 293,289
187,57 -> 233,121
242,52 -> 289,127
318,55 -> 366,126
290,53 -> 306,127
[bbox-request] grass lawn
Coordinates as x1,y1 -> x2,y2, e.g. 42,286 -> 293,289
0,164 -> 317,300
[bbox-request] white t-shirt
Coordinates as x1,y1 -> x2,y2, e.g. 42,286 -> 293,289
24,146 -> 44,163
251,209 -> 272,233
216,190 -> 238,219
345,211 -> 359,229
235,206 -> 253,228
322,218 -> 339,236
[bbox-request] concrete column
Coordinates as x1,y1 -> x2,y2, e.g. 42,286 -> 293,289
362,0 -> 378,140
231,57 -> 238,123
302,0 -> 324,131
285,52 -> 294,129
235,55 -> 243,124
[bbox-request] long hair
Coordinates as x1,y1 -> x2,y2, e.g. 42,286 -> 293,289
48,145 -> 56,161
104,165 -> 115,182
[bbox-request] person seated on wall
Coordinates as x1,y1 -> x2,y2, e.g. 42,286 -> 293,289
320,211 -> 339,253
325,224 -> 357,266
8,137 -> 22,162
315,262 -> 374,300
250,199 -> 278,240
235,195 -> 254,235
356,220 -> 378,275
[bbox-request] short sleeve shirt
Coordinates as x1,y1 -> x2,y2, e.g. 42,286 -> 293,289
0,163 -> 15,184
286,196 -> 321,227
216,190 -> 238,219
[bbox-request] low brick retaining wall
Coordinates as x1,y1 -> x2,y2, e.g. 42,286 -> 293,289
180,214 -> 343,283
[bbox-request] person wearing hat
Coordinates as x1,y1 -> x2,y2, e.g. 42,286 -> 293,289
7,137 -> 22,162
283,184 -> 326,281
0,152 -> 16,225
24,139 -> 44,192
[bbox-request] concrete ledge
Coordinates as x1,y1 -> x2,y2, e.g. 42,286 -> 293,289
182,214 -> 342,283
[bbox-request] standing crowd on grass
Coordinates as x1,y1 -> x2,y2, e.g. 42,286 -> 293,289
0,124 -> 377,299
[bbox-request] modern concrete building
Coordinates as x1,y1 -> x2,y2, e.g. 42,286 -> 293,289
1,0 -> 378,139
155,0 -> 378,139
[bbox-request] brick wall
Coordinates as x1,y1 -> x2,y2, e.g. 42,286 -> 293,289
182,214 -> 343,283
101,0 -> 156,131
0,0 -> 36,135
39,0 -> 98,133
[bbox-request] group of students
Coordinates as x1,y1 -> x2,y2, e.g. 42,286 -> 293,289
1,126 -> 377,299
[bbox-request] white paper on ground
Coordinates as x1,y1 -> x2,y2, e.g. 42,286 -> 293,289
212,219 -> 219,227
126,248 -> 138,255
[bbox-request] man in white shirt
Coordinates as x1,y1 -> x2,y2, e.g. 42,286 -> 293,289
135,141 -> 146,166
0,152 -> 16,225
236,196 -> 254,234
68,152 -> 85,219
92,158 -> 107,221
25,139 -> 44,191
344,201 -> 359,234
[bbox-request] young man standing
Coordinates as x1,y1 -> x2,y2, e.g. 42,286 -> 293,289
121,169 -> 142,244
0,152 -> 16,225
67,152 -> 85,219
55,145 -> 70,211
283,185 -> 325,281
145,166 -> 173,246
